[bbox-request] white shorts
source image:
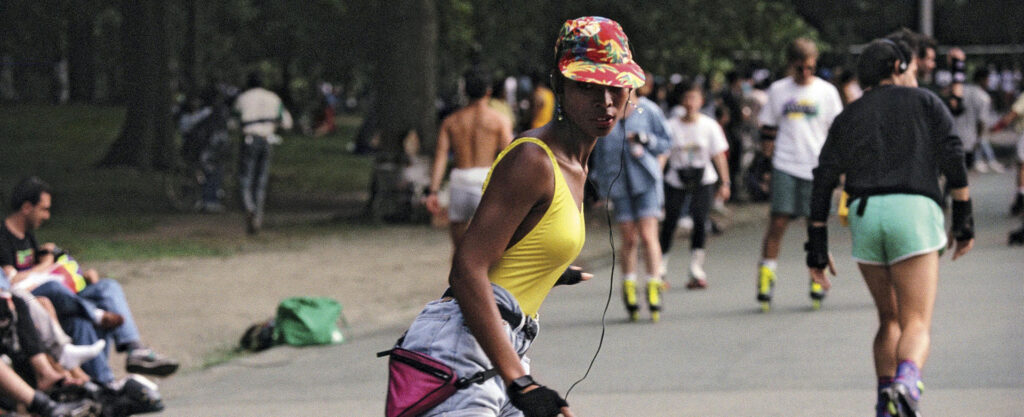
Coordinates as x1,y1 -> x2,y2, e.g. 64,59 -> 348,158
448,167 -> 489,223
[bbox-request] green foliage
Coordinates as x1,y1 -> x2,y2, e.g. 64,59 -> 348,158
430,0 -> 821,89
0,104 -> 371,260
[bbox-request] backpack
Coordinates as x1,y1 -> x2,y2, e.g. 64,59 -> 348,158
273,297 -> 345,346
239,318 -> 277,352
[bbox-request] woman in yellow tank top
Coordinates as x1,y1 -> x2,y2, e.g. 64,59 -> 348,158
392,17 -> 645,417
393,16 -> 647,417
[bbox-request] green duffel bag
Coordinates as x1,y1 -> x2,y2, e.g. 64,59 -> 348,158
274,297 -> 345,346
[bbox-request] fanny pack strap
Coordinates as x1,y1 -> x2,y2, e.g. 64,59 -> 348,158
377,334 -> 498,389
856,195 -> 869,217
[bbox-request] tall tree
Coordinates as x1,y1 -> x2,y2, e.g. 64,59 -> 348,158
367,0 -> 438,221
66,0 -> 97,102
180,0 -> 197,97
98,0 -> 172,170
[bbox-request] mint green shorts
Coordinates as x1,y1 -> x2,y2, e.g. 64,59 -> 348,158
848,194 -> 947,266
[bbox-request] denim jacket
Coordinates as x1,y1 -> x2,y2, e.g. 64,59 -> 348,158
590,97 -> 671,200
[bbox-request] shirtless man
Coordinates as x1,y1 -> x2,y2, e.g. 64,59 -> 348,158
424,68 -> 513,246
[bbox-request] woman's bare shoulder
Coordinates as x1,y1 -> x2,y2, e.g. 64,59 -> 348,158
490,138 -> 555,190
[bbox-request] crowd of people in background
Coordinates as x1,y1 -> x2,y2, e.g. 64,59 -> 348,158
166,30 -> 1024,244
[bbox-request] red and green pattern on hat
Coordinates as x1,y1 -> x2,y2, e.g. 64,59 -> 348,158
555,16 -> 645,89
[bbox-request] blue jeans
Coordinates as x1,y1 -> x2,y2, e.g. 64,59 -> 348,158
238,134 -> 272,215
33,279 -> 142,384
400,284 -> 537,417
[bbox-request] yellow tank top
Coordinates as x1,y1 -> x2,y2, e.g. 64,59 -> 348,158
484,138 -> 585,317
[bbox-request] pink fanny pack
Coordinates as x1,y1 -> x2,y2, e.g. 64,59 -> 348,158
378,346 -> 496,417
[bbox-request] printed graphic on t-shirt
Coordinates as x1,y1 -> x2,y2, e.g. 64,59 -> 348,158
784,98 -> 819,120
15,248 -> 34,270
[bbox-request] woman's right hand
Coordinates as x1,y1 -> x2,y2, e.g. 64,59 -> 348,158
509,383 -> 573,417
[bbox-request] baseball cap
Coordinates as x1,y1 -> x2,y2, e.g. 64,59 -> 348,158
554,16 -> 646,89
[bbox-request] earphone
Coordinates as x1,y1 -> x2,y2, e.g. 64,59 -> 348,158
880,39 -> 909,74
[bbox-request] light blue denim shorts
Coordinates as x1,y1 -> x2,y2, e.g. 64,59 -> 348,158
399,284 -> 537,417
612,188 -> 662,222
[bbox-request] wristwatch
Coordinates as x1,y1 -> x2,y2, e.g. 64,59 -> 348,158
507,375 -> 536,395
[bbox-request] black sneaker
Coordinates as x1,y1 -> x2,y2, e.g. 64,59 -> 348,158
125,348 -> 179,376
29,391 -> 100,417
48,399 -> 100,417
1011,194 -> 1024,217
1009,225 -> 1024,246
102,375 -> 165,417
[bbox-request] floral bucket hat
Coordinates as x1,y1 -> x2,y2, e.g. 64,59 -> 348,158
555,16 -> 646,89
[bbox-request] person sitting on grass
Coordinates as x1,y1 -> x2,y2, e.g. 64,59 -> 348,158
0,360 -> 98,417
0,177 -> 178,387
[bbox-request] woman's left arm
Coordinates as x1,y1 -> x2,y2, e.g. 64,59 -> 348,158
711,151 -> 730,201
449,143 -> 553,386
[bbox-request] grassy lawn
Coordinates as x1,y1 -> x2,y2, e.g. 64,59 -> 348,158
0,104 -> 374,260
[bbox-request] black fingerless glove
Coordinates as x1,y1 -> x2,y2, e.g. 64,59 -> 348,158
509,384 -> 568,417
951,199 -> 974,241
805,225 -> 829,269
555,267 -> 582,286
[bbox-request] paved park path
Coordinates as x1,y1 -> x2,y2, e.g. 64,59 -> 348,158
108,170 -> 1022,416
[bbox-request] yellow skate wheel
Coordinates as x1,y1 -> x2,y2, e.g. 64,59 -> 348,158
760,301 -> 771,313
811,299 -> 821,311
651,311 -> 660,323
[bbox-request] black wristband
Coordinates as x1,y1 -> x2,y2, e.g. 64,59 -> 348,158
555,267 -> 583,286
951,199 -> 974,241
805,225 -> 829,269
508,383 -> 568,417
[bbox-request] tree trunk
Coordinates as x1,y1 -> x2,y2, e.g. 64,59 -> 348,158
180,0 -> 197,97
67,0 -> 96,103
98,0 -> 172,170
366,0 -> 437,222
149,0 -> 173,170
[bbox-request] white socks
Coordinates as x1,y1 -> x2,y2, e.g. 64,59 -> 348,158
689,249 -> 707,280
760,259 -> 778,271
59,339 -> 106,370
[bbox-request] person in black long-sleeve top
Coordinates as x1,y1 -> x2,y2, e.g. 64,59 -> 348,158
806,38 -> 975,417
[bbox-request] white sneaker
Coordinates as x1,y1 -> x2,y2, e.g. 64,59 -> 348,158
974,160 -> 989,173
989,161 -> 1006,173
688,249 -> 707,280
59,340 -> 106,370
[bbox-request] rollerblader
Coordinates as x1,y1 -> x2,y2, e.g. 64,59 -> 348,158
384,16 -> 644,416
590,76 -> 670,322
808,38 -> 974,417
661,83 -> 731,292
754,37 -> 842,311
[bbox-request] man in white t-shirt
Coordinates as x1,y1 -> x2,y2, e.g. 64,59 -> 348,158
755,37 -> 842,311
233,72 -> 293,234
